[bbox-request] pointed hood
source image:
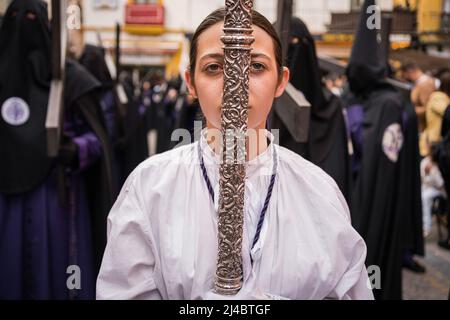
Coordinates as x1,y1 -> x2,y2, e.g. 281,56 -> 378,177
0,0 -> 51,94
79,44 -> 114,90
346,0 -> 386,95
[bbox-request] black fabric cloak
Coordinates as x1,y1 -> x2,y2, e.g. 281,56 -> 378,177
397,100 -> 424,258
346,84 -> 406,300
0,0 -> 53,194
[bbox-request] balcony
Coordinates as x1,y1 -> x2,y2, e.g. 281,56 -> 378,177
124,3 -> 165,35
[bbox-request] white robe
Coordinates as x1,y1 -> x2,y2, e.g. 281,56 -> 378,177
96,130 -> 374,300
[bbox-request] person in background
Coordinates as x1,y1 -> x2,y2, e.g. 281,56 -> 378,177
420,72 -> 450,157
420,152 -> 446,237
324,73 -> 346,97
343,0 -> 424,299
0,0 -> 114,299
400,60 -> 436,134
419,73 -> 450,240
433,102 -> 450,251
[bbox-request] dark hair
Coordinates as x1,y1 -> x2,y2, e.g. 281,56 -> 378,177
439,72 -> 450,97
400,60 -> 420,72
189,8 -> 283,83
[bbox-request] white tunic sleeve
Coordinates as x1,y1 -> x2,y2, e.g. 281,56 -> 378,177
96,174 -> 161,300
328,237 -> 374,300
326,183 -> 374,300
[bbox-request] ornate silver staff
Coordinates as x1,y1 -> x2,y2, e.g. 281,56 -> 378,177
214,0 -> 254,295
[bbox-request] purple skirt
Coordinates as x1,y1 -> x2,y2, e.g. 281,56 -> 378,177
0,169 -> 95,299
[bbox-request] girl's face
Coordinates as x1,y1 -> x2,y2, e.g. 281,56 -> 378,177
185,22 -> 289,130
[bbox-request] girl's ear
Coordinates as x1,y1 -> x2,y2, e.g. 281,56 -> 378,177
274,67 -> 290,98
185,69 -> 197,98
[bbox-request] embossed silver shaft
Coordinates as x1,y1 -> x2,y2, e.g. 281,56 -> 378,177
214,0 -> 254,295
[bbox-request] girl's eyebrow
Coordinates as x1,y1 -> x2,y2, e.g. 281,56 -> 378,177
251,53 -> 271,61
199,53 -> 223,63
199,52 -> 271,63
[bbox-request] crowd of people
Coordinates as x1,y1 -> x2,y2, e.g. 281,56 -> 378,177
400,61 -> 450,250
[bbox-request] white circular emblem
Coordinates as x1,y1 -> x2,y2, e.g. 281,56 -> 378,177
1,97 -> 30,126
382,123 -> 404,163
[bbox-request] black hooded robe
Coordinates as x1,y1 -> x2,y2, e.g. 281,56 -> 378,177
346,85 -> 407,300
64,59 -> 116,277
79,44 -> 125,189
270,17 -> 351,200
345,0 -> 423,300
0,0 -> 113,299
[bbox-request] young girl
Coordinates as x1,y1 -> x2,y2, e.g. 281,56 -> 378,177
96,8 -> 374,300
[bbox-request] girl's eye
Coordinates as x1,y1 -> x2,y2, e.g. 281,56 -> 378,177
204,64 -> 223,74
251,62 -> 266,72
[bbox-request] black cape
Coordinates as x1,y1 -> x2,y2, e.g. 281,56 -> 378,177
347,84 -> 411,300
397,100 -> 424,258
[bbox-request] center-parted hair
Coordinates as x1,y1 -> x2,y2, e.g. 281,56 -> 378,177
188,8 -> 283,82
